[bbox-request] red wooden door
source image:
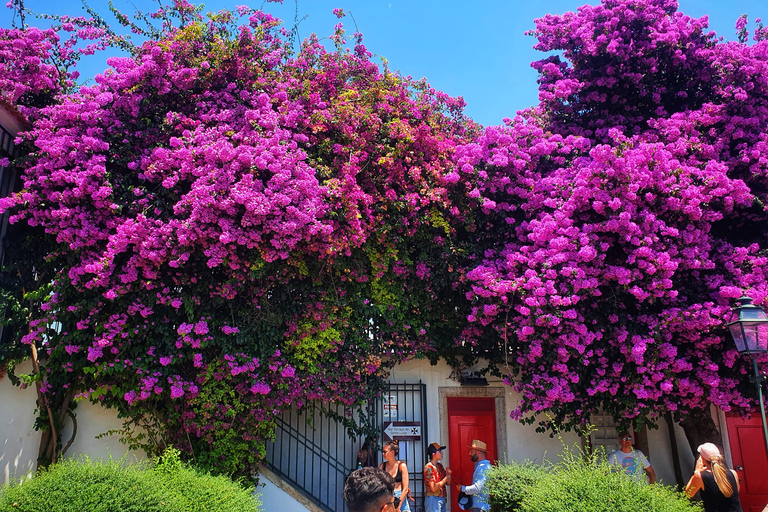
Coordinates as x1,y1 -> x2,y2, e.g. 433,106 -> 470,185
726,413 -> 768,512
447,397 -> 497,512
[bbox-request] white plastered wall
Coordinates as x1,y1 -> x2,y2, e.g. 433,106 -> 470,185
2,355 -> 700,502
0,360 -> 137,485
0,363 -> 38,485
389,358 -> 577,470
644,414 -> 696,486
390,357 -> 693,487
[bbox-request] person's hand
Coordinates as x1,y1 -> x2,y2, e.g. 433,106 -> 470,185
454,482 -> 462,492
695,456 -> 705,472
446,468 -> 452,475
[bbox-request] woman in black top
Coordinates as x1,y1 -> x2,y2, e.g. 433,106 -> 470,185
685,442 -> 743,512
380,440 -> 410,512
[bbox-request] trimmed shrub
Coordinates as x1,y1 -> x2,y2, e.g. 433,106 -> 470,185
487,446 -> 700,512
0,449 -> 261,512
518,459 -> 700,512
485,461 -> 550,512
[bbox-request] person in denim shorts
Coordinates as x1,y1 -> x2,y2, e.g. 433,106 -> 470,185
423,442 -> 452,512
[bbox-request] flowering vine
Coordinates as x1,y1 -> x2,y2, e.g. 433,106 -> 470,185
3,0 -> 768,475
461,0 -> 768,438
0,0 -> 476,475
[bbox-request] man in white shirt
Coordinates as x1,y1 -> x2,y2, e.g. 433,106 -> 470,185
607,431 -> 656,484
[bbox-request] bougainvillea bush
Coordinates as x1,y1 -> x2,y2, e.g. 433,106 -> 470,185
0,1 -> 478,475
460,0 -> 768,440
4,0 -> 768,477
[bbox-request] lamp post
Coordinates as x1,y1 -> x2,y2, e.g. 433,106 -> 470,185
726,295 -> 768,463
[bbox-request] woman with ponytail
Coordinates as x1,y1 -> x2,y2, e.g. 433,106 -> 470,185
685,443 -> 743,512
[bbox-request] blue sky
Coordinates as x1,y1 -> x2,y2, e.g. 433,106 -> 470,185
2,0 -> 766,126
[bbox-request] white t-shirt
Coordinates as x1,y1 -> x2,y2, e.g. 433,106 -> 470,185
608,449 -> 651,482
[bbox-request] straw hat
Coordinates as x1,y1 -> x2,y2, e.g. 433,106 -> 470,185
468,439 -> 487,452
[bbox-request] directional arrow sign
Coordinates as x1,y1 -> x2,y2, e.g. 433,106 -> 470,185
384,421 -> 421,441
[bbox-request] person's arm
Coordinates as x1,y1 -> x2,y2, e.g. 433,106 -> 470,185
685,457 -> 705,498
443,468 -> 452,489
424,465 -> 437,494
462,463 -> 489,495
425,465 -> 451,494
645,464 -> 656,484
685,472 -> 703,498
400,462 -> 410,504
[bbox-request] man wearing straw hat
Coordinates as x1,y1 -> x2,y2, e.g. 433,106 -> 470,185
454,439 -> 491,512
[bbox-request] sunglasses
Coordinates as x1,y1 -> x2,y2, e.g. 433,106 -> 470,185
393,497 -> 401,508
619,436 -> 633,441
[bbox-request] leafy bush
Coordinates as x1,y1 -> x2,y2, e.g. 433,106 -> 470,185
519,460 -> 700,512
0,449 -> 261,512
488,446 -> 700,512
485,461 -> 550,512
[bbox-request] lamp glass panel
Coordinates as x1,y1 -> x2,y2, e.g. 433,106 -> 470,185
758,324 -> 768,352
729,323 -> 747,353
745,325 -> 759,352
733,322 -> 768,353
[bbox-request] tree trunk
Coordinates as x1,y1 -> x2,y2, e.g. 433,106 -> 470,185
28,325 -> 58,469
680,406 -> 722,456
35,382 -> 77,468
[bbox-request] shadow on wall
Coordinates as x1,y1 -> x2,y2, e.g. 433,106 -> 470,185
0,359 -> 141,485
0,365 -> 38,485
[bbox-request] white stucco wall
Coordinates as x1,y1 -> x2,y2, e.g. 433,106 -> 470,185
2,355 -> 701,511
0,360 -> 136,486
389,358 -> 579,468
390,357 -> 693,487
0,365 -> 38,485
0,105 -> 25,136
256,479 -> 307,512
645,415 -> 696,486
257,467 -> 319,512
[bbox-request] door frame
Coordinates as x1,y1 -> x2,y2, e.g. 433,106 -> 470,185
439,387 -> 508,464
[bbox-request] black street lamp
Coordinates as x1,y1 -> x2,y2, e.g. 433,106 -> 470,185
726,295 -> 768,463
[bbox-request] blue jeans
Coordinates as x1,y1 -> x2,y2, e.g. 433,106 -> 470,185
394,488 -> 410,512
424,495 -> 446,512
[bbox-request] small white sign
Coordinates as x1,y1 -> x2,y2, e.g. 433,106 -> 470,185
383,394 -> 397,418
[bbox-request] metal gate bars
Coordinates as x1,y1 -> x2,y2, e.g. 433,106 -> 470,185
265,380 -> 428,512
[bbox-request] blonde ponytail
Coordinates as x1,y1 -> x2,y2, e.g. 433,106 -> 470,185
709,456 -> 734,497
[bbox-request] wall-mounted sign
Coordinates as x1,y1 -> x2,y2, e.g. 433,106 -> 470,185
384,421 -> 421,441
383,394 -> 397,418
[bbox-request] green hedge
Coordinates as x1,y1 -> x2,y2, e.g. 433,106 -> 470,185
0,449 -> 261,512
484,461 -> 550,512
487,452 -> 700,512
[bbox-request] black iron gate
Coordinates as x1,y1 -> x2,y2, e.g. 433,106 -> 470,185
376,381 -> 429,512
265,380 -> 428,512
